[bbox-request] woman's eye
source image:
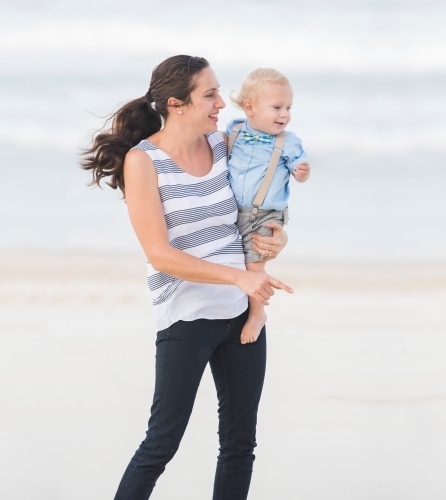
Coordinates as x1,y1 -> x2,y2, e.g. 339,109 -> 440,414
206,94 -> 214,98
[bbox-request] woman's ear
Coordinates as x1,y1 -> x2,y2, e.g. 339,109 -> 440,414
167,97 -> 184,113
243,99 -> 254,117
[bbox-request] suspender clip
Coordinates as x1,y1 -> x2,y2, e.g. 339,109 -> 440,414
250,205 -> 259,222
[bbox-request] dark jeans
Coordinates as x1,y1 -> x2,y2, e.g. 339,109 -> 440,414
114,308 -> 266,500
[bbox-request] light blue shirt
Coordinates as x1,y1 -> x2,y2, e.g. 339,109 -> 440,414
225,119 -> 308,211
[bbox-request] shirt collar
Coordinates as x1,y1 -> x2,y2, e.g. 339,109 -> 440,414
243,120 -> 275,139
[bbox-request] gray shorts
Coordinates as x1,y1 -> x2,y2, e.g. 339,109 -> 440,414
237,207 -> 289,264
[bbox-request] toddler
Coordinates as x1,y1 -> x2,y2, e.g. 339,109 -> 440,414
225,68 -> 310,344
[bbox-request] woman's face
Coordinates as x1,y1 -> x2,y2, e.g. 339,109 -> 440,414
186,67 -> 226,133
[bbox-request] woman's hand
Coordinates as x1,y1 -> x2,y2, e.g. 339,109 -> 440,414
234,270 -> 293,305
252,221 -> 288,261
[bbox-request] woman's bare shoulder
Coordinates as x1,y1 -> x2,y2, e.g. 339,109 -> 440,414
124,147 -> 157,185
125,147 -> 153,166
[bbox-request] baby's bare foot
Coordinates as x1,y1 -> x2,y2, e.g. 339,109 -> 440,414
240,310 -> 267,344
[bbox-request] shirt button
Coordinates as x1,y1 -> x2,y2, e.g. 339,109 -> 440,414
238,174 -> 243,179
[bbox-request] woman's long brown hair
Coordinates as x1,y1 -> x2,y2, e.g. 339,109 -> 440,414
80,55 -> 209,196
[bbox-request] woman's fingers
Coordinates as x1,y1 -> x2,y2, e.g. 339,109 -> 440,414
257,288 -> 269,301
255,275 -> 291,301
252,222 -> 287,257
252,222 -> 282,245
236,270 -> 291,302
254,290 -> 270,305
252,243 -> 275,258
252,236 -> 276,256
265,221 -> 283,231
268,276 -> 293,294
263,283 -> 275,298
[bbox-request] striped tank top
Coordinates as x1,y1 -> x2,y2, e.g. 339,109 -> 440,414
133,131 -> 248,331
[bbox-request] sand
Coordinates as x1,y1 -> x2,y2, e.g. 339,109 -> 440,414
1,250 -> 446,500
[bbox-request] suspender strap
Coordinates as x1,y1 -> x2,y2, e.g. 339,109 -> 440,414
226,121 -> 286,222
227,122 -> 244,157
250,131 -> 285,220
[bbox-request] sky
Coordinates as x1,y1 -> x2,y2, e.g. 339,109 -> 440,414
1,0 -> 445,75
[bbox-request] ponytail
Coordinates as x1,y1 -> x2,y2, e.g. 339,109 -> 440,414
81,55 -> 209,197
81,97 -> 161,196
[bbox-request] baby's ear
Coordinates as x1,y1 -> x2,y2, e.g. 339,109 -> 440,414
243,99 -> 254,116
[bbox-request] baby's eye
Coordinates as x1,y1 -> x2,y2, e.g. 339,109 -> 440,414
273,106 -> 280,110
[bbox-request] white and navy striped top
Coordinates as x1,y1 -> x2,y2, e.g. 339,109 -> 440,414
133,131 -> 248,331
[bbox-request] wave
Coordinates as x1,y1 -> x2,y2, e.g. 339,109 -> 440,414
1,123 -> 445,155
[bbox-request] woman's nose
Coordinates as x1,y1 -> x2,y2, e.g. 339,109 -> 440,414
216,94 -> 226,109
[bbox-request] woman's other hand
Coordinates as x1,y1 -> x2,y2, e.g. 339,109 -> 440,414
252,221 -> 288,261
234,270 -> 293,305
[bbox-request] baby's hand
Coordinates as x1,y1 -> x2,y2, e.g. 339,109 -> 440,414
293,162 -> 311,182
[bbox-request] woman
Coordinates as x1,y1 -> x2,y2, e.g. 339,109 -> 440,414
82,55 -> 292,500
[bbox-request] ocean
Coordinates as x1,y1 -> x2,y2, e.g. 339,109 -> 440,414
1,0 -> 445,263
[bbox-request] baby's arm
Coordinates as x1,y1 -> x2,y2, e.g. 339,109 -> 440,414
284,131 -> 310,183
292,161 -> 311,182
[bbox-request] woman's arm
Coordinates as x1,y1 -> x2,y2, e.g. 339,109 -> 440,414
124,149 -> 293,304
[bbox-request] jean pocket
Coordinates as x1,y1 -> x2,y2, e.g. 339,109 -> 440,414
156,326 -> 171,345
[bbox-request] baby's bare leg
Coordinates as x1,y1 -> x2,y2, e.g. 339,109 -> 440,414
240,261 -> 267,344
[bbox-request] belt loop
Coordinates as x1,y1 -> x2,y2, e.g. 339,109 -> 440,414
249,206 -> 259,222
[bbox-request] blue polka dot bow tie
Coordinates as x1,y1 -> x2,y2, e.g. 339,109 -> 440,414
240,131 -> 273,144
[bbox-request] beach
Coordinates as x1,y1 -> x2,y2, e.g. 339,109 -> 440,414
1,250 -> 445,499
1,0 -> 446,497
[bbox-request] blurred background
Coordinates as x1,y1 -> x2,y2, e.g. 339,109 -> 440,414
0,0 -> 445,499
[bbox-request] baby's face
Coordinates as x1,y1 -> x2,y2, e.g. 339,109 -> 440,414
245,82 -> 293,135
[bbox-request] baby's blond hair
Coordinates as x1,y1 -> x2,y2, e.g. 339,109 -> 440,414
229,68 -> 290,109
